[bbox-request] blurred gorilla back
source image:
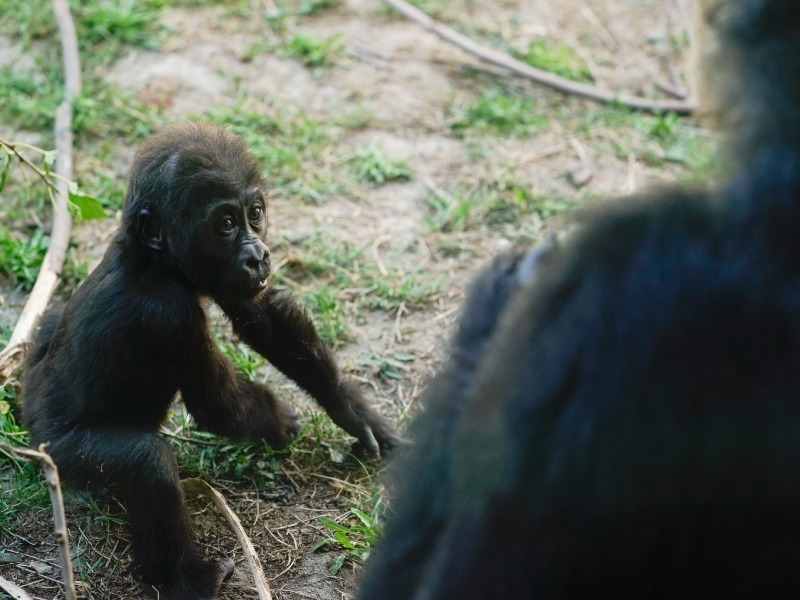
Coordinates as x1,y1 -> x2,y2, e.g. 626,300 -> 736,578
357,1 -> 800,598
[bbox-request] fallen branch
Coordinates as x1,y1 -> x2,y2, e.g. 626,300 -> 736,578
0,0 -> 81,373
0,443 -> 76,600
182,478 -> 273,600
382,0 -> 695,114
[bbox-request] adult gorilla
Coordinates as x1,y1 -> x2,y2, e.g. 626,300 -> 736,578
357,1 -> 800,598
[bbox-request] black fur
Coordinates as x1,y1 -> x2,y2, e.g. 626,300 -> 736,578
357,1 -> 800,598
22,122 -> 397,600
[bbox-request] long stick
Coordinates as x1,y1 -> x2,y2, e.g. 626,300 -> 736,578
0,0 -> 81,372
0,443 -> 77,600
382,0 -> 695,114
182,478 -> 273,600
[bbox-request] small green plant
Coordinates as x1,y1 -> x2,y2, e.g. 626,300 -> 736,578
217,341 -> 265,380
352,145 -> 411,185
358,351 -> 414,380
424,191 -> 475,233
76,0 -> 162,49
297,0 -> 340,15
423,175 -> 577,240
645,111 -> 681,141
0,228 -> 49,290
513,40 -> 593,82
0,383 -> 24,442
449,90 -> 547,137
0,69 -> 61,132
282,30 -> 345,68
301,287 -> 351,348
314,487 -> 384,574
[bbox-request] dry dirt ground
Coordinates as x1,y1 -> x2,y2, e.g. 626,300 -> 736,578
0,0 -> 707,598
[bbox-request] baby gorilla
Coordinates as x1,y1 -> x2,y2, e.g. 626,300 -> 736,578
23,122 -> 397,599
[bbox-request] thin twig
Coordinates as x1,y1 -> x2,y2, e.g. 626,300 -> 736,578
0,443 -> 77,600
0,139 -> 72,191
0,0 -> 81,373
160,428 -> 222,447
371,234 -> 391,277
382,0 -> 695,114
182,478 -> 272,600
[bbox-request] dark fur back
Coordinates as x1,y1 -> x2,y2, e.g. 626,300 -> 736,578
25,305 -> 64,369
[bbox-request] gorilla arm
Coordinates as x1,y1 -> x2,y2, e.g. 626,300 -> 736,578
220,288 -> 399,456
180,334 -> 301,448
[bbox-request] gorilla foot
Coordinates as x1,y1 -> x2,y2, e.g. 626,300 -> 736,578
143,556 -> 235,600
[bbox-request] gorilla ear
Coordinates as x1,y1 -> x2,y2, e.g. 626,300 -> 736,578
137,208 -> 165,251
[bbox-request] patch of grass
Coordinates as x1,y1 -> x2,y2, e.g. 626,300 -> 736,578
0,68 -> 61,133
0,228 -> 49,291
0,0 -> 57,40
0,227 -> 90,293
76,0 -> 162,49
424,190 -> 476,233
203,105 -> 345,202
301,287 -> 351,348
281,30 -> 346,68
644,111 -> 682,141
449,89 -> 547,137
351,145 -> 411,185
297,0 -> 341,15
73,82 -> 160,143
513,40 -> 593,82
0,384 -> 46,536
168,405 -> 293,483
314,483 -> 383,574
0,383 -> 25,445
276,231 -> 441,311
631,111 -> 716,169
570,102 -> 715,173
423,175 -> 578,243
218,342 -> 265,380
363,270 -> 442,311
570,101 -> 636,135
483,178 -> 572,223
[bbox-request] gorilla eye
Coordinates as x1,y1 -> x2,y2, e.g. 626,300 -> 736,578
249,204 -> 264,223
218,216 -> 235,234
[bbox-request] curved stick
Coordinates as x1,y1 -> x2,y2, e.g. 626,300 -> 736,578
182,478 -> 273,600
383,0 -> 695,114
0,575 -> 33,600
0,0 -> 81,372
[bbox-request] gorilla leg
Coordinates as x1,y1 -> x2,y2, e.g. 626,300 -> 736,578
47,427 -> 233,600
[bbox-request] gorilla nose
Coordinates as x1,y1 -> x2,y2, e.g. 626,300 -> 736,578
241,245 -> 271,275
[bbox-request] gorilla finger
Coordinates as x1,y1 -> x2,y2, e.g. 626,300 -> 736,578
360,426 -> 381,457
